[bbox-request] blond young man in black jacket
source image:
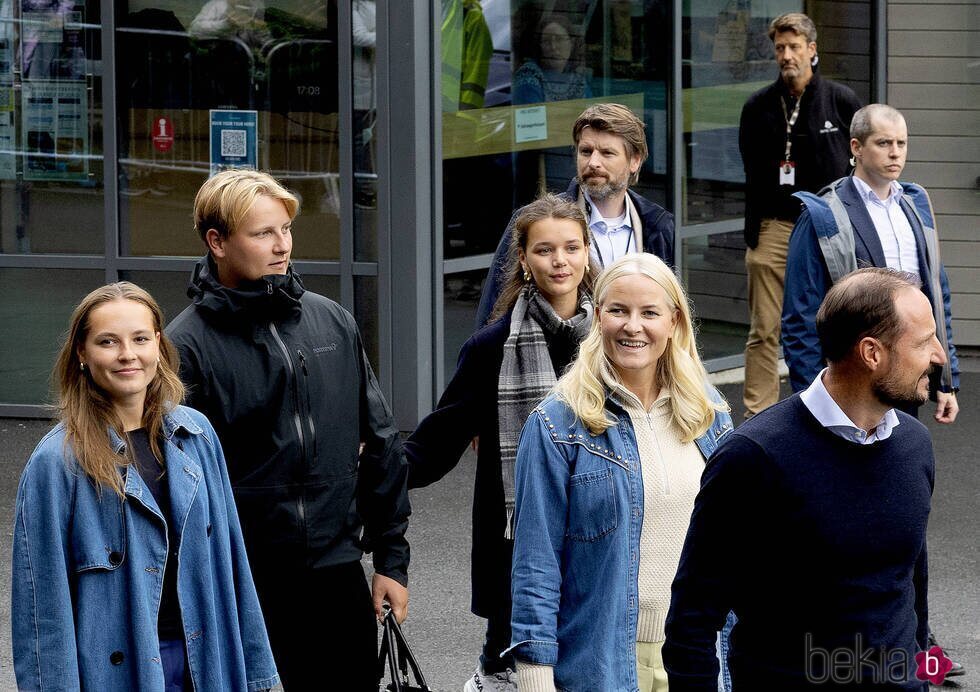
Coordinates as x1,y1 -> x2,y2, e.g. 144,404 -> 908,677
167,169 -> 410,692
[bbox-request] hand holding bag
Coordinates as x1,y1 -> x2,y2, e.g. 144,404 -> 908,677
378,607 -> 433,692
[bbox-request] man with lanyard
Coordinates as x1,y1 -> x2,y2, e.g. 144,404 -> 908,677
738,12 -> 861,418
475,102 -> 674,327
781,103 -> 964,679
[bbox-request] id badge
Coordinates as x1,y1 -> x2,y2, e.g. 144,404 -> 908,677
779,161 -> 796,186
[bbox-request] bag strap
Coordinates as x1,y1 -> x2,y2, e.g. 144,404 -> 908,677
379,607 -> 433,691
378,609 -> 402,692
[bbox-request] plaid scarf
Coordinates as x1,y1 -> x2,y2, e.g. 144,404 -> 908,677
498,286 -> 593,538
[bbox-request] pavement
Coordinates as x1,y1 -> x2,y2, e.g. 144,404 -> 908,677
0,369 -> 976,690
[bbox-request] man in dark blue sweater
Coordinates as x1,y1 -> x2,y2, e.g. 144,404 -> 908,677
664,268 -> 949,690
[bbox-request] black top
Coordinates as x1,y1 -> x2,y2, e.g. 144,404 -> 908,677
404,311 -> 581,617
738,73 -> 862,248
664,395 -> 932,691
128,428 -> 183,641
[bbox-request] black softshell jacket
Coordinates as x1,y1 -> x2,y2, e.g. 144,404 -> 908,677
166,256 -> 410,584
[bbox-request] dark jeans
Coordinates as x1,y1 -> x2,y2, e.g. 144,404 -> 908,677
254,560 -> 378,692
160,639 -> 190,692
480,610 -> 516,675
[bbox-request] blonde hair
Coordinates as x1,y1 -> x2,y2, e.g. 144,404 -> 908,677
193,168 -> 299,240
554,254 -> 728,440
54,282 -> 185,496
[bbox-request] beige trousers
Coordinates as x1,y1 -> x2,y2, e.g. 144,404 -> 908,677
743,218 -> 793,418
636,640 -> 669,692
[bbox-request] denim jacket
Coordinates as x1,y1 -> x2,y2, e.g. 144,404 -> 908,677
509,387 -> 733,692
12,405 -> 279,692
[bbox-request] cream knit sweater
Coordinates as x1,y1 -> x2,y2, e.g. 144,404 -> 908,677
622,389 -> 705,644
517,387 -> 705,691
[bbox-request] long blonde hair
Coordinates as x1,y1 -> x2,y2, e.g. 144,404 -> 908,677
554,254 -> 728,440
54,282 -> 185,496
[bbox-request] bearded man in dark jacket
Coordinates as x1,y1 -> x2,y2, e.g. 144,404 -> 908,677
166,169 -> 409,692
475,103 -> 674,327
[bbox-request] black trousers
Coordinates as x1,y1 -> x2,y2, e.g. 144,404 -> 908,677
253,560 -> 378,692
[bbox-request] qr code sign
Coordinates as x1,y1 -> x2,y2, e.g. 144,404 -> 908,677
220,129 -> 247,158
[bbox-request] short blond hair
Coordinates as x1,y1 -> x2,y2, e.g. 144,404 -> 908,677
194,169 -> 299,240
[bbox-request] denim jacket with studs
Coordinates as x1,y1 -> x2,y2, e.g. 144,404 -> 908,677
508,386 -> 733,692
12,405 -> 278,692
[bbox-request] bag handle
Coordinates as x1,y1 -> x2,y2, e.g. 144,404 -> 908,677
377,607 -> 432,691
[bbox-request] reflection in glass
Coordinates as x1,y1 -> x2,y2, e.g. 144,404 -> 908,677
0,268 -> 104,403
120,270 -> 194,330
439,1 -> 670,260
352,0 -> 377,261
442,268 -> 484,380
0,0 -> 103,255
354,274 -> 378,371
115,1 -> 340,260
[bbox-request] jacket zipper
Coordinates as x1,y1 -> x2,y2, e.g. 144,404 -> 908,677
268,321 -> 308,533
296,349 -> 317,460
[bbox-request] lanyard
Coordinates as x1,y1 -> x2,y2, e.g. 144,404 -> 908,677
594,222 -> 632,266
780,88 -> 805,162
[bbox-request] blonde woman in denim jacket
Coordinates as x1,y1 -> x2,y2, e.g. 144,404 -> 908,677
508,254 -> 734,692
12,282 -> 277,691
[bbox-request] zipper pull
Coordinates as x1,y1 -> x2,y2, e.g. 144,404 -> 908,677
266,282 -> 274,295
297,349 -> 309,377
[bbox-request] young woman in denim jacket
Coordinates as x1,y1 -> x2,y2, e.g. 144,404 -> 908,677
509,254 -> 734,692
406,194 -> 594,691
12,282 -> 278,692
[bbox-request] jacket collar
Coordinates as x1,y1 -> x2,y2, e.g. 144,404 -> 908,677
774,71 -> 821,98
108,406 -> 203,453
837,176 -> 887,267
115,407 -> 204,520
566,177 -> 657,221
187,254 -> 305,323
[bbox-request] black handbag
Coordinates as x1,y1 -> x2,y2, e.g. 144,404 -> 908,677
377,608 -> 433,692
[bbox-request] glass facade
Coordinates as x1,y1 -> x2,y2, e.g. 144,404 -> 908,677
439,0 -> 875,375
0,0 -> 881,422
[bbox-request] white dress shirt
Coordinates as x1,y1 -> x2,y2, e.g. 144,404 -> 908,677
851,176 -> 920,279
584,190 -> 636,268
800,368 -> 900,444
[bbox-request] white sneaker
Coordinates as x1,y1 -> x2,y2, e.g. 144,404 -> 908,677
462,665 -> 517,692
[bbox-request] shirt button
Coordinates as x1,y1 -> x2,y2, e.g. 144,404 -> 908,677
110,651 -> 125,665
108,551 -> 123,566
